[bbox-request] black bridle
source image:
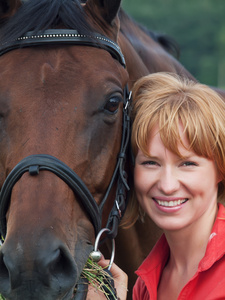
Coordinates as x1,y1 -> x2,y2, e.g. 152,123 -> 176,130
0,29 -> 126,66
0,29 -> 131,242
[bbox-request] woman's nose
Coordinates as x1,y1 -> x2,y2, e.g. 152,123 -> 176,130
157,167 -> 180,194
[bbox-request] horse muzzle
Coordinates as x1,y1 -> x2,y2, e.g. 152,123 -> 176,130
0,236 -> 92,300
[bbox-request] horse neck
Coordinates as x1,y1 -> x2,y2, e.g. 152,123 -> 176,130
118,9 -> 195,83
118,11 -> 150,87
118,33 -> 149,88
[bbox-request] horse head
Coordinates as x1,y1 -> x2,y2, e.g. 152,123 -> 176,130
0,0 -> 129,299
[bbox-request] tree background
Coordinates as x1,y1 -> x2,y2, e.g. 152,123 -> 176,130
122,0 -> 225,88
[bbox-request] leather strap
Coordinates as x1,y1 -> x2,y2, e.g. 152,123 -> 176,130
0,29 -> 126,67
0,154 -> 101,238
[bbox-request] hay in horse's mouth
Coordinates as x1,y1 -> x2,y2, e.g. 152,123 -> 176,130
73,257 -> 117,300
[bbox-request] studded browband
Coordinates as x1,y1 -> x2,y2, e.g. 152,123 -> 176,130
0,29 -> 126,67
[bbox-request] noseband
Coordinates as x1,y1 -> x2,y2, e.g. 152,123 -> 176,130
0,29 -> 131,241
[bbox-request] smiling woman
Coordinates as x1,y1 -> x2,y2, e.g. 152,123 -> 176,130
114,72 -> 225,300
134,124 -> 220,233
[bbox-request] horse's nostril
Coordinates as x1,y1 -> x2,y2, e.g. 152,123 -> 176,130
0,252 -> 10,293
0,254 -> 9,278
0,250 -> 21,294
32,243 -> 78,292
48,247 -> 77,283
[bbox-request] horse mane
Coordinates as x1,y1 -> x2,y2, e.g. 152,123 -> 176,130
0,0 -> 94,43
146,29 -> 180,59
119,8 -> 180,59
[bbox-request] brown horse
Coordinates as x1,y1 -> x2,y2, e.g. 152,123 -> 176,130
0,1 -> 223,300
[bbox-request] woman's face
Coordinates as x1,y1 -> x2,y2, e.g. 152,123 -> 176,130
134,125 -> 221,233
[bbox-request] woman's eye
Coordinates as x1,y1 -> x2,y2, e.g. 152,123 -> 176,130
141,161 -> 158,166
182,161 -> 197,166
104,97 -> 121,114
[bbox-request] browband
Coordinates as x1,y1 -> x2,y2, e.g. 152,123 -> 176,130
0,29 -> 126,67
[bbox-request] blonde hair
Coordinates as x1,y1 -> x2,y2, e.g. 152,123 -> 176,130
122,72 -> 225,227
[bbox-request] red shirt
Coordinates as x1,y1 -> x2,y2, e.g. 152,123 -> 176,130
133,203 -> 225,300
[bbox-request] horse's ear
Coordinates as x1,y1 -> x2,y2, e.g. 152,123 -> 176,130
85,0 -> 122,25
0,0 -> 22,19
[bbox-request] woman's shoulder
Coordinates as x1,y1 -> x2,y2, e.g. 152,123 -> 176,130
133,277 -> 150,300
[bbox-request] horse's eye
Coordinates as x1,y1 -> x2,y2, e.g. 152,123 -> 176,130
104,97 -> 121,114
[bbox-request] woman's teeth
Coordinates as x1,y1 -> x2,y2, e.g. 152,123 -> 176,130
156,199 -> 187,207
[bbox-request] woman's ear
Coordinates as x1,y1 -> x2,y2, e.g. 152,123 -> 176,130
215,162 -> 223,184
217,173 -> 223,184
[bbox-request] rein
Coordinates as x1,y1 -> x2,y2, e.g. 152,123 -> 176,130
0,29 -> 131,241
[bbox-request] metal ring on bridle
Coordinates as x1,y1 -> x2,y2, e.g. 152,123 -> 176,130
90,228 -> 115,270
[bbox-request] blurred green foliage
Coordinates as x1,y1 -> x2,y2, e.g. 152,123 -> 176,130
122,0 -> 225,87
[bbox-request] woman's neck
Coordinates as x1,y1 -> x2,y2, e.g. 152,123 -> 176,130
164,203 -> 218,274
157,204 -> 218,300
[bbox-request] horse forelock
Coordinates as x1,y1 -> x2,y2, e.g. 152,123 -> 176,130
0,0 -> 94,43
